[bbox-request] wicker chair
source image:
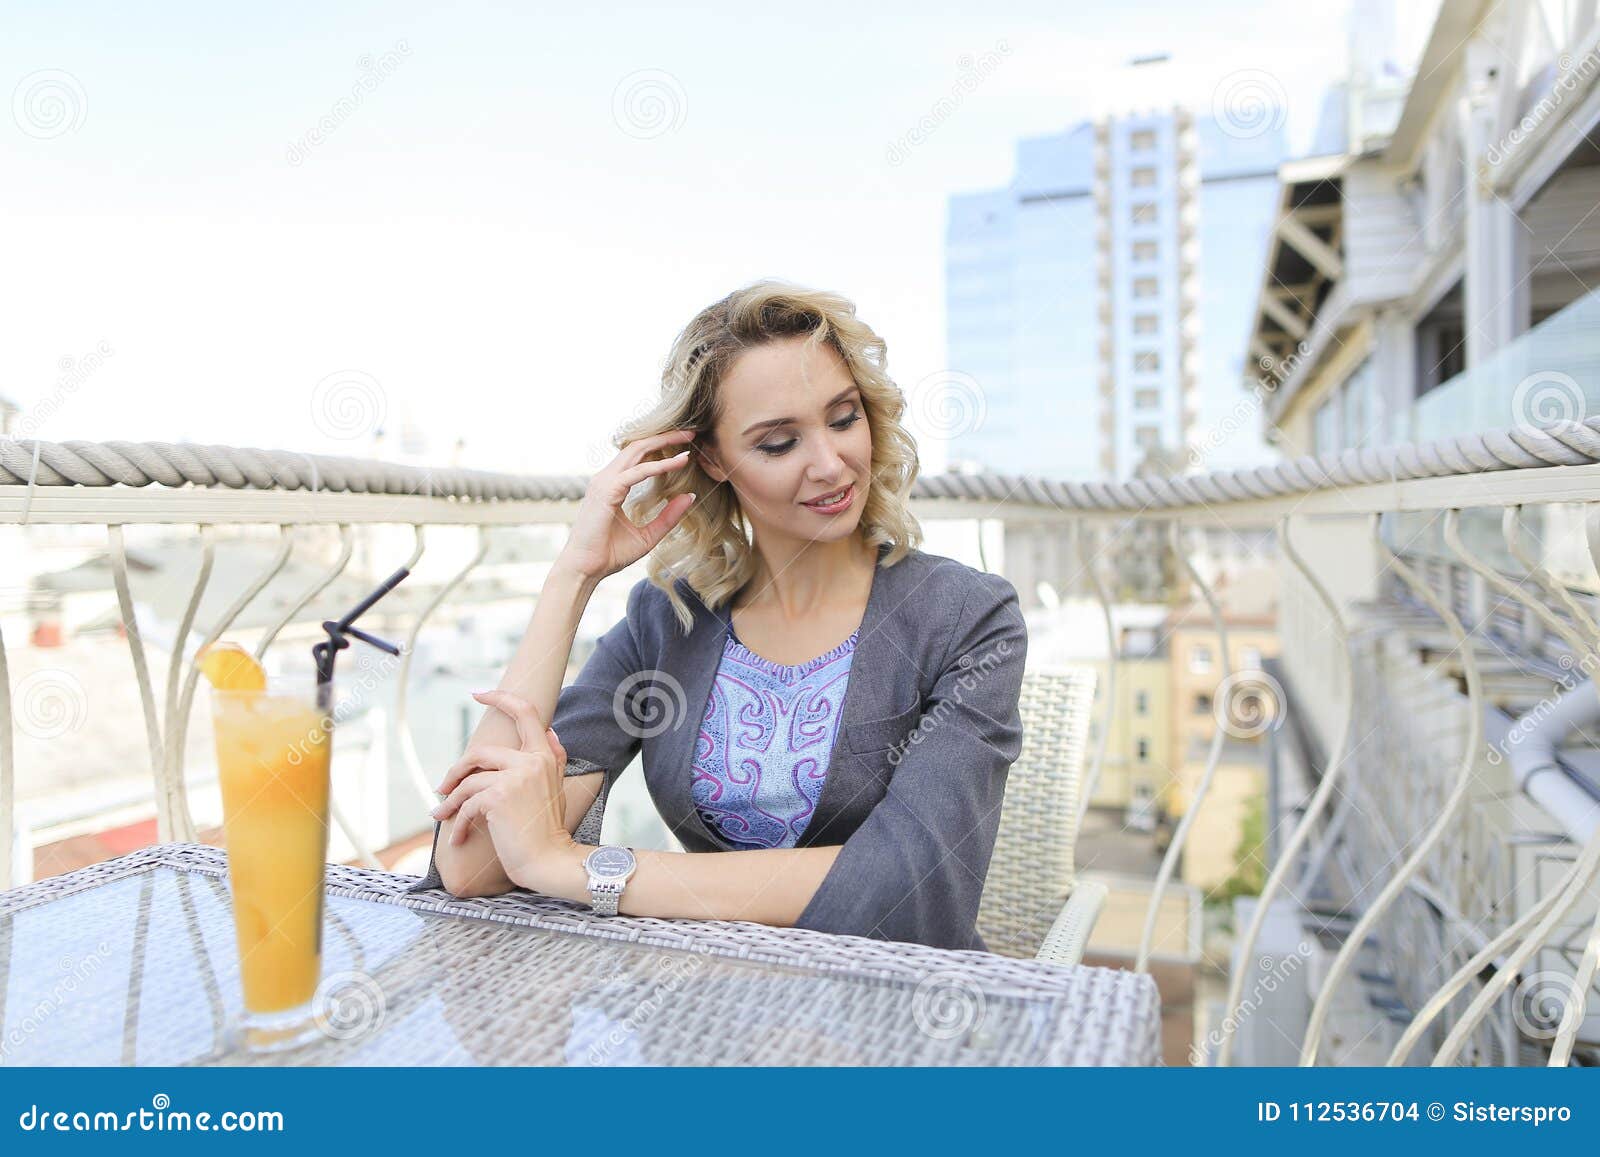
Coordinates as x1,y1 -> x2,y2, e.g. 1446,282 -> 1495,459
574,666 -> 1106,962
975,666 -> 1108,965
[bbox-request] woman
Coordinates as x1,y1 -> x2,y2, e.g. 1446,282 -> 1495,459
412,280 -> 1028,952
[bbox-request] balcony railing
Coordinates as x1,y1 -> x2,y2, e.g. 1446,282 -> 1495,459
4,419 -> 1600,1066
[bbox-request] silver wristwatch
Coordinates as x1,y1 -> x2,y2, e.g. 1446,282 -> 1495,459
582,845 -> 638,916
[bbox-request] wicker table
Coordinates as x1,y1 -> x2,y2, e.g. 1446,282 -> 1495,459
0,843 -> 1161,1066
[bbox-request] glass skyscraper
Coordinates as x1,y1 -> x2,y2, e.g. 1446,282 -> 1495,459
946,106 -> 1287,480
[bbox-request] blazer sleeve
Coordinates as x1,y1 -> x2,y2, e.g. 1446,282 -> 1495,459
791,569 -> 1028,950
406,577 -> 651,893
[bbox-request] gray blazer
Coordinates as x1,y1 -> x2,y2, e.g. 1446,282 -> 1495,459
410,541 -> 1029,952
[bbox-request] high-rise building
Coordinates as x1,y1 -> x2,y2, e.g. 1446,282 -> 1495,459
945,99 -> 1287,479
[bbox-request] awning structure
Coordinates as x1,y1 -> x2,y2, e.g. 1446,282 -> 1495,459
1243,154 -> 1347,384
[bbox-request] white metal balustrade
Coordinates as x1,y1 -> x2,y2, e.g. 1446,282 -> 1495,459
7,419 -> 1600,1064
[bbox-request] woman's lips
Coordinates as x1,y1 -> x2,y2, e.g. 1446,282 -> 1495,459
801,482 -> 855,513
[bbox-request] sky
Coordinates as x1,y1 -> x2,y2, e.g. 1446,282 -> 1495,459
2,0 -> 1374,478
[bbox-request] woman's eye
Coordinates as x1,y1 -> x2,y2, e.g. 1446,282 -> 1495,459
756,410 -> 862,456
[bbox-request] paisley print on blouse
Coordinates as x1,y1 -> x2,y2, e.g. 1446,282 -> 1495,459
690,626 -> 858,850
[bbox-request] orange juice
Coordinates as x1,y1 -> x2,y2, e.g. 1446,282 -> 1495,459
210,686 -> 332,1014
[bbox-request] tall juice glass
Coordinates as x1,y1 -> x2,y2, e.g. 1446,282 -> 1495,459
209,674 -> 333,1052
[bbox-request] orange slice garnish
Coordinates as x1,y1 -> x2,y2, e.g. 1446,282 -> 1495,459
198,642 -> 267,691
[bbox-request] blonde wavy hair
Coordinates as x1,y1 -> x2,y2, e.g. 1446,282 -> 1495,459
616,279 -> 923,635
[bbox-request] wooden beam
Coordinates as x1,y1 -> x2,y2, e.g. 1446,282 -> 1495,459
1279,212 -> 1345,280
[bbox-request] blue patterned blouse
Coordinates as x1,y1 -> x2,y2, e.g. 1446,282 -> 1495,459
689,623 -> 859,850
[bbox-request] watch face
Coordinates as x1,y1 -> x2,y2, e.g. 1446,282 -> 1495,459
587,846 -> 635,878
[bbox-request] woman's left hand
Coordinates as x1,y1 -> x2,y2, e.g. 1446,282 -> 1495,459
432,689 -> 577,890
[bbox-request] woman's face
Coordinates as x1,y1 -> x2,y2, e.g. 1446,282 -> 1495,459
699,334 -> 872,547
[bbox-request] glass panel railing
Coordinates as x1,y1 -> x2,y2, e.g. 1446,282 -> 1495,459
1411,288 -> 1600,443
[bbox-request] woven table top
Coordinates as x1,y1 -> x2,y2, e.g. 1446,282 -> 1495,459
0,842 -> 1161,1066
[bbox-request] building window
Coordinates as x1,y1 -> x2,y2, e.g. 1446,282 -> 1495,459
1133,350 -> 1161,373
1135,388 -> 1161,409
1135,424 -> 1161,449
1132,239 -> 1158,261
1130,129 -> 1156,151
1134,689 -> 1149,715
1241,645 -> 1262,670
1136,737 -> 1150,761
1133,313 -> 1159,334
1190,644 -> 1212,673
1130,166 -> 1157,188
1131,201 -> 1158,224
1194,693 -> 1212,715
1133,277 -> 1159,299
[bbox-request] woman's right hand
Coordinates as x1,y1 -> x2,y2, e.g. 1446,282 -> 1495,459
557,427 -> 700,582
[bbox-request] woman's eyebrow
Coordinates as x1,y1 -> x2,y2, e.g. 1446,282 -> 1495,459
741,385 -> 860,436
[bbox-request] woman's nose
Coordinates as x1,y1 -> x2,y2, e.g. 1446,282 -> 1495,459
807,445 -> 847,482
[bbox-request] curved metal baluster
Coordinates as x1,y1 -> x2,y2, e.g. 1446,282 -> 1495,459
321,529 -> 427,873
254,524 -> 355,660
1447,510 -> 1595,659
1431,836 -> 1600,1064
169,526 -> 295,842
1414,505 -> 1600,1068
244,522 -> 379,868
396,525 -> 492,813
1217,514 -> 1353,1065
1550,894 -> 1600,1065
1074,520 -> 1117,828
1137,521 -> 1230,973
111,523 -> 199,843
1430,504 -> 1600,1065
1503,505 -> 1600,640
160,525 -> 218,843
1388,842 -> 1589,1064
1301,511 -> 1485,1066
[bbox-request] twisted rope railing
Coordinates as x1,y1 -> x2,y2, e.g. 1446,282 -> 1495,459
8,413 -> 1600,508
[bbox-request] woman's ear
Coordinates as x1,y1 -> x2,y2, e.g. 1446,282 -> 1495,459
696,439 -> 728,485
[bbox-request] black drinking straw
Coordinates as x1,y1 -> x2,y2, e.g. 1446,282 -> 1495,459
312,566 -> 410,712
